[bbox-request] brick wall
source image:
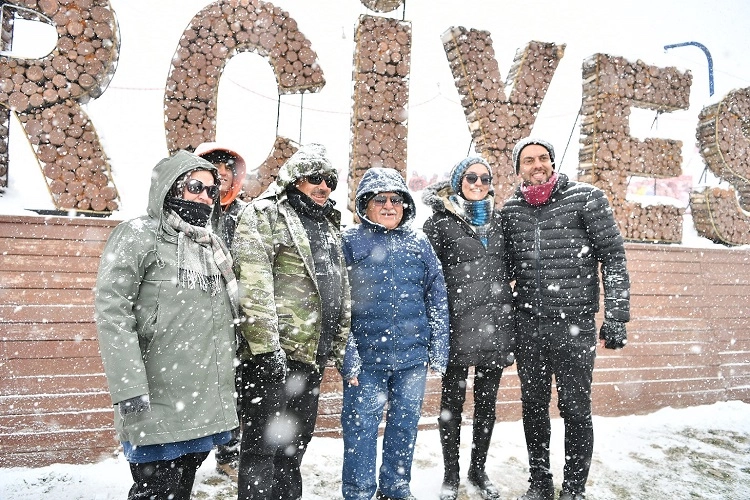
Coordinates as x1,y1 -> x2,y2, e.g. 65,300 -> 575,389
1,215 -> 748,467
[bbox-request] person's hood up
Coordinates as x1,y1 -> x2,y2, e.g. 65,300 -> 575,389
147,150 -> 219,219
354,167 -> 415,229
194,142 -> 247,208
260,143 -> 337,200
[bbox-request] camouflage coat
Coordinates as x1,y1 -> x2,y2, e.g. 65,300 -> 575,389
232,182 -> 351,370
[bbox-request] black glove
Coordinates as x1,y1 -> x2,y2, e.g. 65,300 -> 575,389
118,394 -> 151,417
253,349 -> 287,381
599,319 -> 627,349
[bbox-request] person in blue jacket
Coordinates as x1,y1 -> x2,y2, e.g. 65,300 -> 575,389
340,167 -> 450,500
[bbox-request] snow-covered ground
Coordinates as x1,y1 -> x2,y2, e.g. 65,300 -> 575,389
2,401 -> 749,499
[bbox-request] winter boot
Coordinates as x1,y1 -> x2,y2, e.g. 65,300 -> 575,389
466,418 -> 500,500
559,489 -> 586,500
438,416 -> 461,500
215,460 -> 239,482
516,479 -> 554,500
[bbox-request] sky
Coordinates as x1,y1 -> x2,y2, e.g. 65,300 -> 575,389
1,401 -> 749,499
1,0 -> 750,238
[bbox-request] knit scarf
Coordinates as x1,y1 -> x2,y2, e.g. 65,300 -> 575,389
521,172 -> 559,207
164,209 -> 239,318
449,194 -> 493,247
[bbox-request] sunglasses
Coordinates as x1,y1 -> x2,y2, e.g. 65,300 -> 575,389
185,179 -> 220,199
463,173 -> 493,185
371,195 -> 404,207
304,173 -> 337,191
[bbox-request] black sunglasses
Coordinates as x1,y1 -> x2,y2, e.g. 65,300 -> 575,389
304,173 -> 337,191
371,195 -> 404,207
185,179 -> 220,199
462,173 -> 493,185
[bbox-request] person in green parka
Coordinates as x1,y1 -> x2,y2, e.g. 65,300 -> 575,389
95,150 -> 240,500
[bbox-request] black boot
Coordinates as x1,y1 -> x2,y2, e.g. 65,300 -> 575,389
467,418 -> 499,500
438,416 -> 461,500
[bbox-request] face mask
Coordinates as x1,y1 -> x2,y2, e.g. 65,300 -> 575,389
164,197 -> 212,226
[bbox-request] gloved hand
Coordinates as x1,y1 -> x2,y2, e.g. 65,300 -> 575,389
599,319 -> 627,349
118,394 -> 151,417
253,349 -> 287,381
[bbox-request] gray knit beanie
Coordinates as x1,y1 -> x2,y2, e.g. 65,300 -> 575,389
512,137 -> 556,174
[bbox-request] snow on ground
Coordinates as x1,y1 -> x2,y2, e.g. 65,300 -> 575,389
1,401 -> 749,499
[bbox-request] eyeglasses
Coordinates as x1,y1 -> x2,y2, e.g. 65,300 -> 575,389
371,195 -> 404,207
304,173 -> 337,191
462,173 -> 493,185
185,179 -> 220,199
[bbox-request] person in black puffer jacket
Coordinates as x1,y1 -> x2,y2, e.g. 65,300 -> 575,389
423,156 -> 515,500
502,138 -> 630,500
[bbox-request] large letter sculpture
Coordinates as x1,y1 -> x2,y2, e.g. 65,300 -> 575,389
442,30 -> 565,204
0,1 -> 120,212
691,87 -> 750,245
579,54 -> 692,243
164,0 -> 325,199
348,14 -> 411,212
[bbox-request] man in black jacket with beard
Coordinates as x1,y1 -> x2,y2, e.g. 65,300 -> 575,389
501,137 -> 630,500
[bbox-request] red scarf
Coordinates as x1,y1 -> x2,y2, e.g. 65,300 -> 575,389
521,172 -> 558,207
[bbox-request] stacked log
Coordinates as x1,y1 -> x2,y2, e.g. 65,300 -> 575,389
164,0 -> 324,153
361,0 -> 404,12
239,136 -> 298,201
442,29 -> 564,204
692,87 -> 750,245
18,102 -> 118,211
579,54 -> 691,243
0,13 -> 11,190
690,188 -> 750,246
695,87 -> 750,208
0,1 -> 120,212
348,15 -> 411,212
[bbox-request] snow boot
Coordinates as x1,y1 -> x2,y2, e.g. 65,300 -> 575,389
559,489 -> 586,500
466,418 -> 499,500
438,416 -> 461,500
516,479 -> 554,500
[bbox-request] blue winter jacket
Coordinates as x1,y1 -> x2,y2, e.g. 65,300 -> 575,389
341,167 -> 450,380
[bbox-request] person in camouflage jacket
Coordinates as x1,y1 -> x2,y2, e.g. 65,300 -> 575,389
232,143 -> 351,500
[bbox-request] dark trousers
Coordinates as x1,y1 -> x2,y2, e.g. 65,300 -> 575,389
128,451 -> 209,500
441,364 -> 504,423
272,360 -> 324,500
515,311 -> 597,493
237,358 -> 286,500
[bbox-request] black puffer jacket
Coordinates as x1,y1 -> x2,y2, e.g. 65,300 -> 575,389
501,174 -> 630,321
422,181 -> 515,367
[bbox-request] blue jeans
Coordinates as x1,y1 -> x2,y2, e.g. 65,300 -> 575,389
341,363 -> 428,500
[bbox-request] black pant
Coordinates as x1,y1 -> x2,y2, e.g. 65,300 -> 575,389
272,360 -> 324,500
515,311 -> 597,493
237,357 -> 286,500
128,451 -> 209,500
441,364 -> 504,423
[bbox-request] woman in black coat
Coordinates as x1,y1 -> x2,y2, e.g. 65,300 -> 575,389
422,156 -> 515,500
